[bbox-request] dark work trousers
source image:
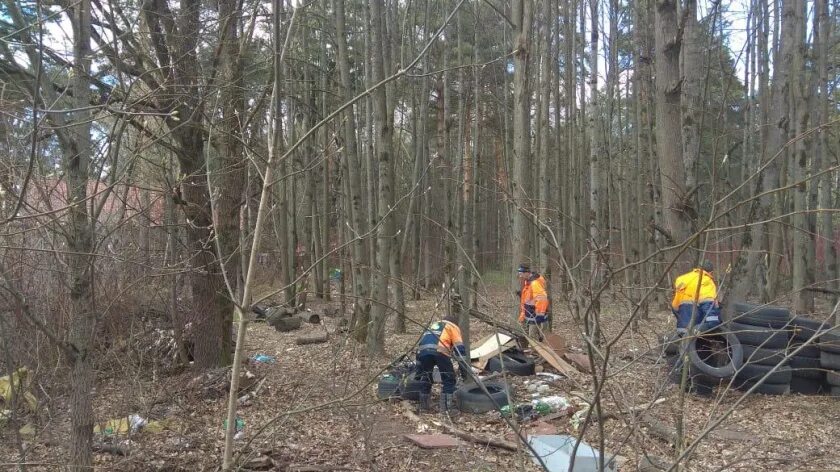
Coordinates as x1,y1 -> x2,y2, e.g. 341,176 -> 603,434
417,351 -> 457,394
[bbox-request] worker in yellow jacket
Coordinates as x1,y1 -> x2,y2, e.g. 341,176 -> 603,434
671,260 -> 721,335
517,264 -> 549,341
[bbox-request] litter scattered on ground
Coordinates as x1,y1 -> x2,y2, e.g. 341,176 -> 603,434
528,434 -> 616,472
0,368 -> 38,411
94,414 -> 151,436
251,354 -> 276,364
404,433 -> 461,449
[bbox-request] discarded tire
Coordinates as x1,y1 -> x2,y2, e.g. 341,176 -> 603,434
820,350 -> 840,370
400,372 -> 429,401
377,375 -> 402,400
738,380 -> 790,396
791,317 -> 831,343
486,350 -> 536,376
726,321 -> 789,349
741,345 -> 785,367
826,370 -> 840,387
788,355 -> 823,380
789,376 -> 825,395
455,381 -> 511,414
687,330 -> 743,378
269,315 -> 302,332
663,333 -> 680,356
730,302 -> 792,329
819,328 -> 840,354
789,343 -> 821,358
666,358 -> 718,396
734,364 -> 792,385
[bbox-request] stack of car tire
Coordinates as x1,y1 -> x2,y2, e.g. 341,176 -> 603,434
788,317 -> 830,394
819,328 -> 840,396
726,302 -> 794,395
663,329 -> 744,396
726,302 -> 840,396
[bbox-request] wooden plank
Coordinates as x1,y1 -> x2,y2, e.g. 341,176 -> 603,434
527,336 -> 583,381
469,332 -> 514,360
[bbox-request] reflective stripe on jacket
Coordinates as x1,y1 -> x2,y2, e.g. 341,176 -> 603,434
519,274 -> 549,323
671,269 -> 717,310
417,320 -> 465,358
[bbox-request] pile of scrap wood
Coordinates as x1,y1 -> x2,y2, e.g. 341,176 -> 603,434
469,331 -> 587,382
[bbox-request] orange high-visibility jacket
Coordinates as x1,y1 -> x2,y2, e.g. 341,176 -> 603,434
417,320 -> 466,357
671,269 -> 717,310
519,275 -> 549,322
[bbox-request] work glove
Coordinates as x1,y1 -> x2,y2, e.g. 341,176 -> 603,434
515,290 -> 521,297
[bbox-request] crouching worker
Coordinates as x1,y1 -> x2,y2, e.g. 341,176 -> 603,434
416,314 -> 469,415
671,260 -> 721,336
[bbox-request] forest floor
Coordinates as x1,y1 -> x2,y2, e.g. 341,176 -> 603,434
2,279 -> 839,471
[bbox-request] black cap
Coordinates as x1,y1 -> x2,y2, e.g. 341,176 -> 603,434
700,259 -> 713,272
517,264 -> 531,273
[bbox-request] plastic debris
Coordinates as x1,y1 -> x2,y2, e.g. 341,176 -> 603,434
223,417 -> 245,433
527,434 -> 615,472
251,354 -> 276,364
94,414 -> 149,436
536,372 -> 564,382
540,395 -> 571,411
19,423 -> 36,438
0,368 -> 38,412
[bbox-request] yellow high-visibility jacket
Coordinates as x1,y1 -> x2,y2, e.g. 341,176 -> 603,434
671,269 -> 717,310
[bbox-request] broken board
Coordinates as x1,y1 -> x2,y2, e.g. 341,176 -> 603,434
404,433 -> 461,449
527,336 -> 583,381
469,332 -> 515,361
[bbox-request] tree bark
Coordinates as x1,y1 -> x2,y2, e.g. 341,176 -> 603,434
511,0 -> 533,302
654,0 -> 688,250
367,0 -> 394,356
67,1 -> 96,467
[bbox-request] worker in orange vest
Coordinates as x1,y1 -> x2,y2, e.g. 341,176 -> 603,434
516,264 -> 549,341
416,314 -> 468,414
671,260 -> 721,335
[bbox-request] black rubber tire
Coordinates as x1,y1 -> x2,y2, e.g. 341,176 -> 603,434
734,364 -> 792,384
687,330 -> 743,378
486,350 -> 536,376
455,381 -> 511,413
726,321 -> 789,349
820,350 -> 840,370
788,355 -> 824,380
790,343 -> 821,358
741,345 -> 786,366
791,317 -> 831,343
377,375 -> 402,400
826,370 -> 840,386
819,328 -> 840,354
667,364 -> 717,396
730,302 -> 792,329
399,372 -> 429,401
789,376 -> 825,395
738,380 -> 791,395
663,333 -> 680,356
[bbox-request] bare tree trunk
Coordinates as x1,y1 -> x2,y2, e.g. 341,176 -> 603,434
790,0 -> 813,313
334,0 -> 370,336
367,0 -> 394,356
67,1 -> 95,467
511,0 -> 533,301
816,0 -> 837,308
654,0 -> 688,250
728,0 -> 793,304
681,0 -> 701,234
538,0 -> 552,276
